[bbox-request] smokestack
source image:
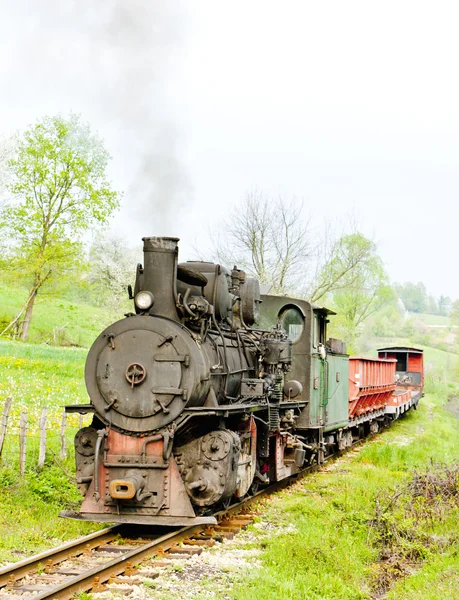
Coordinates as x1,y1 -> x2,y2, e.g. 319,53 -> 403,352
142,236 -> 179,321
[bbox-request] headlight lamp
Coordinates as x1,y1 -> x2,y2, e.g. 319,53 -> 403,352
135,290 -> 155,311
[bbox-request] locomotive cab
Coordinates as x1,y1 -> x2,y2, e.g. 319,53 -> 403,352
258,296 -> 349,457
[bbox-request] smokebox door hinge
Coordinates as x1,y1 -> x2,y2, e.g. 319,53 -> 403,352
154,354 -> 190,367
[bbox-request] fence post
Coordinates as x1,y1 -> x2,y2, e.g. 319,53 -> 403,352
78,413 -> 84,430
38,407 -> 48,468
0,397 -> 13,459
19,411 -> 28,477
60,411 -> 67,459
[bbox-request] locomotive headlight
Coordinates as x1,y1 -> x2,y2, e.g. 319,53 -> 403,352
135,290 -> 155,311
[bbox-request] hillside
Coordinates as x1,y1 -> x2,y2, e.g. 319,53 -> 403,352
0,285 -> 113,347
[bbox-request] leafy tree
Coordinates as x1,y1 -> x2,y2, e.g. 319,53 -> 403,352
365,302 -> 404,338
0,134 -> 17,208
323,234 -> 394,351
450,300 -> 459,325
309,232 -> 377,303
438,295 -> 452,317
427,295 -> 439,315
394,282 -> 428,313
0,114 -> 120,341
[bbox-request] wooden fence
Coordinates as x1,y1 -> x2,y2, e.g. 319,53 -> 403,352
0,397 -> 86,476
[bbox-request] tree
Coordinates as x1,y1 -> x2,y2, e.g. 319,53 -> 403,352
323,234 -> 393,351
212,192 -> 388,311
427,295 -> 439,315
438,295 -> 452,317
394,282 -> 428,313
308,232 -> 378,303
87,236 -> 139,314
450,300 -> 459,325
213,190 -> 311,295
0,114 -> 120,341
0,135 -> 17,211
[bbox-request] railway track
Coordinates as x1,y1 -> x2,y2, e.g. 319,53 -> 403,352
0,441 -> 366,600
0,487 -> 278,599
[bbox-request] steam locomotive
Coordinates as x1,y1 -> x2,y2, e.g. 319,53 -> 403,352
61,237 -> 423,526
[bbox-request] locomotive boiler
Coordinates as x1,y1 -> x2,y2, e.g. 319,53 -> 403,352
62,236 -> 422,527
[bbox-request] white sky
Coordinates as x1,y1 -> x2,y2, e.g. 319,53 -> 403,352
1,1 -> 458,299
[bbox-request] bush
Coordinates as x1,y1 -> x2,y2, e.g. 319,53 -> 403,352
28,464 -> 76,503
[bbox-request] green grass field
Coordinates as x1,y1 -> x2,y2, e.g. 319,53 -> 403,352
412,312 -> 450,326
0,339 -> 88,433
0,340 -> 101,563
0,284 -> 112,347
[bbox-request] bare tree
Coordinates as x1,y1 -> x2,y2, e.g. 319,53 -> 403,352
212,191 -> 388,331
214,190 -> 311,295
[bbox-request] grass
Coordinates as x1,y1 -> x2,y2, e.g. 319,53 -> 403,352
412,313 -> 450,327
0,339 -> 88,435
0,462 -> 102,563
0,339 -> 102,563
0,284 -> 112,347
226,384 -> 459,600
1,311 -> 459,597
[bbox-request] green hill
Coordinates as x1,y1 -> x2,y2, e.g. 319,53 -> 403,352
0,285 -> 113,347
409,312 -> 451,326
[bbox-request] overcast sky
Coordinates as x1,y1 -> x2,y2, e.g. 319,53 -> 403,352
1,1 -> 458,299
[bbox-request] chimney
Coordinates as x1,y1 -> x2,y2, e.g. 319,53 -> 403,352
142,237 -> 179,321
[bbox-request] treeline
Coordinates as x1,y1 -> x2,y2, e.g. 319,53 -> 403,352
394,282 -> 452,316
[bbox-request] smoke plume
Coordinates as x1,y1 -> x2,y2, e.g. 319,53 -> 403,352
1,0 -> 191,233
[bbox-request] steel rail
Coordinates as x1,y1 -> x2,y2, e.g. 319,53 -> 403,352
30,525 -> 204,600
0,526 -> 119,587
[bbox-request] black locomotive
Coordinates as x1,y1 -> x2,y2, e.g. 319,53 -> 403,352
62,236 -> 421,526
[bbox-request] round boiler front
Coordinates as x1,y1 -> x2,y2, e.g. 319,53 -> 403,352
85,315 -> 211,433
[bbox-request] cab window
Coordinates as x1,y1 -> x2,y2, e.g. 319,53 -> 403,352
279,306 -> 304,343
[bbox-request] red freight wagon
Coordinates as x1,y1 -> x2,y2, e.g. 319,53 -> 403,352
377,346 -> 424,399
348,357 -> 396,419
385,389 -> 415,417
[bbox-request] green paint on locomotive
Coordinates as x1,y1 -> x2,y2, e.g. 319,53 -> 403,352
258,295 -> 349,433
324,353 -> 349,432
